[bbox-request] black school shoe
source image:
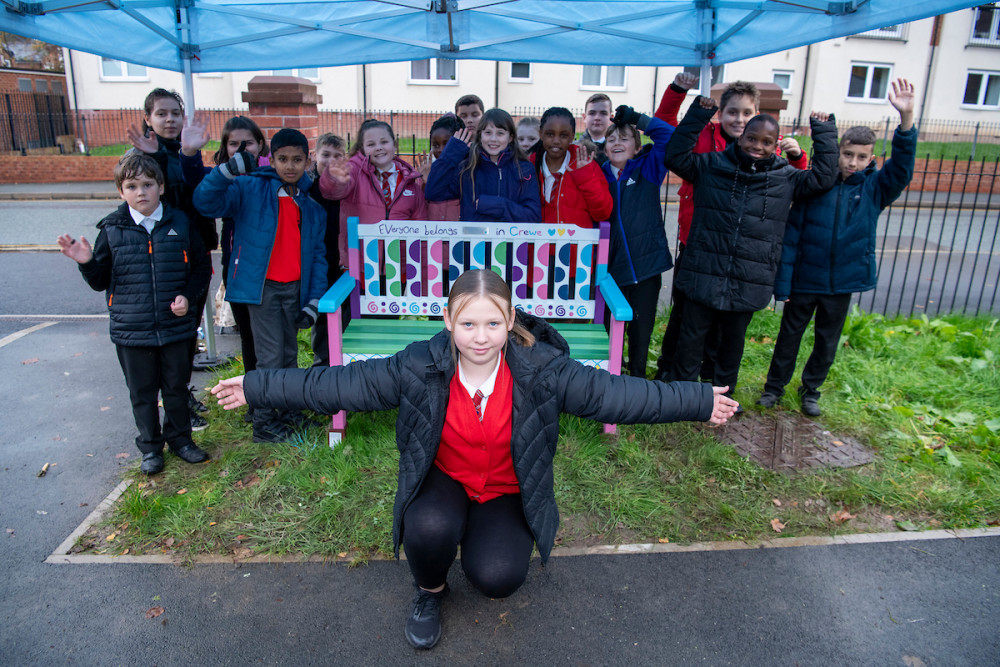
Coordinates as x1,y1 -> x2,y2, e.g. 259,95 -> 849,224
172,443 -> 209,464
141,451 -> 165,475
756,392 -> 779,408
801,396 -> 821,417
253,421 -> 293,444
405,584 -> 449,650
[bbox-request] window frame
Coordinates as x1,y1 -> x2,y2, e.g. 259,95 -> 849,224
508,62 -> 532,83
408,58 -> 459,86
969,5 -> 1000,47
772,69 -> 794,93
99,57 -> 149,82
681,64 -> 726,88
17,78 -> 32,92
580,65 -> 627,92
845,61 -> 893,104
961,69 -> 1000,108
853,24 -> 907,41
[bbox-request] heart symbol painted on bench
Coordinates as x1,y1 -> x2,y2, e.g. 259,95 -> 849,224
567,229 -> 575,236
547,229 -> 556,236
557,229 -> 565,236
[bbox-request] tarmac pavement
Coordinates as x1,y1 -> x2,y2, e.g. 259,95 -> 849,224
1,184 -> 999,665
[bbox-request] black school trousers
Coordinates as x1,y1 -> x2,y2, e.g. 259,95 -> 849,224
671,299 -> 754,393
116,338 -> 195,454
763,293 -> 853,400
402,466 -> 535,598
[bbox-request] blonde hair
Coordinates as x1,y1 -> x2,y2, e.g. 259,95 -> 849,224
446,269 -> 535,364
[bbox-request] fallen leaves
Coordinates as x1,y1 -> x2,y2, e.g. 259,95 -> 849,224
233,474 -> 261,490
37,462 -> 50,477
770,518 -> 785,533
106,532 -> 117,542
830,509 -> 856,525
772,498 -> 782,507
657,537 -> 670,544
21,357 -> 39,365
176,489 -> 187,495
115,452 -> 130,460
145,606 -> 165,619
100,406 -> 110,412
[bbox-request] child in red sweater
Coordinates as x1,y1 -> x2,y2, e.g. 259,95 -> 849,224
529,107 -> 613,227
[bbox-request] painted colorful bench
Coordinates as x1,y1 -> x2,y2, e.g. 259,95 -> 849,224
318,217 -> 633,447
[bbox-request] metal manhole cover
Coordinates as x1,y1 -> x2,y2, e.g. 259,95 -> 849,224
706,411 -> 875,473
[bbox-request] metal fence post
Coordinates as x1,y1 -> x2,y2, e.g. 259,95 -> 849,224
971,121 -> 980,161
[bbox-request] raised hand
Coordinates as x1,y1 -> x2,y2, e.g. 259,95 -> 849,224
219,140 -> 257,180
809,111 -> 830,123
888,78 -> 915,130
674,71 -> 699,91
181,111 -> 210,156
211,376 -> 247,410
414,151 -> 432,180
126,123 -> 159,154
709,386 -> 739,425
613,105 -> 641,126
696,95 -> 718,111
325,159 -> 351,186
575,143 -> 593,169
57,234 -> 93,264
453,127 -> 474,146
778,136 -> 803,160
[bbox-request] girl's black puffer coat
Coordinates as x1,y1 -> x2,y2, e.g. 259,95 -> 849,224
244,312 -> 713,563
665,101 -> 840,312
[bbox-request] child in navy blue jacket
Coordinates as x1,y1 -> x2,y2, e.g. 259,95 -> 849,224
425,108 -> 541,222
194,128 -> 328,443
759,79 -> 917,417
601,105 -> 674,378
58,153 -> 211,475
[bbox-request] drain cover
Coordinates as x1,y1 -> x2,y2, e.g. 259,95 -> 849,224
707,411 -> 875,473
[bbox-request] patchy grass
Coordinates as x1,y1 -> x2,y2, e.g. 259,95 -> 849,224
790,136 -> 1000,162
78,310 -> 1000,560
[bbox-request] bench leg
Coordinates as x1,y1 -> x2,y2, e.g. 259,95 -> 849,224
328,310 -> 348,448
604,318 -> 626,435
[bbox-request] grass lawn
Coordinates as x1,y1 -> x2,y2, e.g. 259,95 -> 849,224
790,136 -> 1000,162
79,309 -> 1000,560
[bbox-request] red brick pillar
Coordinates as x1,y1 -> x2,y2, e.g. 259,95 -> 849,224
242,76 -> 323,144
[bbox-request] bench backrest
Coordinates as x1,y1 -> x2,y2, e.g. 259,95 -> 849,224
346,219 -> 610,322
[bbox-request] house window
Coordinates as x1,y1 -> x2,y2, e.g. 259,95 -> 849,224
847,62 -> 892,101
34,80 -> 48,94
509,62 -> 531,82
17,78 -> 32,92
772,70 -> 793,93
409,58 -> 457,84
970,5 -> 1000,46
682,65 -> 725,87
581,65 -> 626,90
50,81 -> 63,95
963,70 -> 1000,107
271,68 -> 320,81
855,24 -> 906,40
100,58 -> 148,80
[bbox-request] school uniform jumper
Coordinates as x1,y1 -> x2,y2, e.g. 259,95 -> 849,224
664,100 -> 839,392
600,114 -> 675,377
530,143 -> 613,227
425,137 -> 541,223
77,202 -> 211,454
242,312 -> 714,595
764,124 -> 918,399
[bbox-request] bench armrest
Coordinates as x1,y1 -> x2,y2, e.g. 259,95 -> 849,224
318,272 -> 356,314
598,274 -> 633,322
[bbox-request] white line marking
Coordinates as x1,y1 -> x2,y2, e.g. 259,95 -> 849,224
0,321 -> 56,348
0,314 -> 108,321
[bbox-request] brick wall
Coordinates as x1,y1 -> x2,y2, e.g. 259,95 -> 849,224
0,150 -> 215,183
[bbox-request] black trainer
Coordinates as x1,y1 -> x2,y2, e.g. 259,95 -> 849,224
801,396 -> 821,417
190,410 -> 208,431
188,387 -> 209,413
756,393 -> 779,408
252,421 -> 293,444
405,584 -> 449,650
